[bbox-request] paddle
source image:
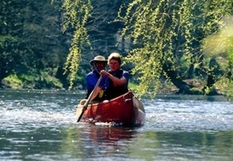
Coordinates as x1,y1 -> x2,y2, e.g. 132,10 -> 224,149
77,75 -> 103,122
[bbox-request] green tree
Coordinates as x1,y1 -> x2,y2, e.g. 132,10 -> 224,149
62,0 -> 92,89
0,0 -> 68,89
0,0 -> 28,85
118,0 -> 233,97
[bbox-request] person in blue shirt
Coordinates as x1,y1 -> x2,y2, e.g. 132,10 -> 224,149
90,52 -> 129,101
86,55 -> 107,102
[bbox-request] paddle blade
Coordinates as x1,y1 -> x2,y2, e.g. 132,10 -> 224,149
76,104 -> 84,119
77,110 -> 85,122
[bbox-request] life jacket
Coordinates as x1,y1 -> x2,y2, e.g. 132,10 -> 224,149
104,69 -> 128,100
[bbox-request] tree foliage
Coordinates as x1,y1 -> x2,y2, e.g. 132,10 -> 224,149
0,0 -> 67,89
203,15 -> 233,96
1,0 -> 233,98
117,0 -> 233,97
62,0 -> 92,89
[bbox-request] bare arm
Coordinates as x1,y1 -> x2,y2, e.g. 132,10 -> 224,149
100,70 -> 127,86
89,86 -> 102,102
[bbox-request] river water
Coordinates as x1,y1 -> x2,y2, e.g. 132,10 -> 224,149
1,90 -> 233,161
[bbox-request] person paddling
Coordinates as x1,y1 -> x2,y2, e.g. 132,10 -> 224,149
76,52 -> 129,122
89,52 -> 129,101
85,55 -> 107,102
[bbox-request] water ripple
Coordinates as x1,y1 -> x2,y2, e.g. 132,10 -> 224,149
144,99 -> 233,132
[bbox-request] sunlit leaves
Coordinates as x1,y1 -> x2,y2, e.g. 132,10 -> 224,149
203,16 -> 233,57
119,0 -> 193,97
202,16 -> 233,96
117,0 -> 233,97
62,0 -> 233,96
62,0 -> 92,89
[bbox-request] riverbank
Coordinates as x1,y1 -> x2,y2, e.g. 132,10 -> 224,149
0,78 -> 230,97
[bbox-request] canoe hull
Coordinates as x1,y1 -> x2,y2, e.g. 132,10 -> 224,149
76,92 -> 145,127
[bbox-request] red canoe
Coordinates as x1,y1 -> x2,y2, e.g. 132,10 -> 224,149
76,91 -> 145,127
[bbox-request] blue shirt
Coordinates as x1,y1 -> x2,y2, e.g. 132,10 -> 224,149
86,70 -> 100,90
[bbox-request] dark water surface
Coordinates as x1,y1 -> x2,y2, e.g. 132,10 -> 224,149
1,90 -> 233,161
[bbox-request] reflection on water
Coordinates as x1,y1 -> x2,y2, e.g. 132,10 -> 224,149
1,90 -> 233,160
72,125 -> 139,159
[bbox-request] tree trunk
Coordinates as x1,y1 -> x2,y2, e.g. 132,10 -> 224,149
163,63 -> 192,94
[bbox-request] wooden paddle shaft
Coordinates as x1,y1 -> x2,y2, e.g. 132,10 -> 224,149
77,76 -> 102,122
